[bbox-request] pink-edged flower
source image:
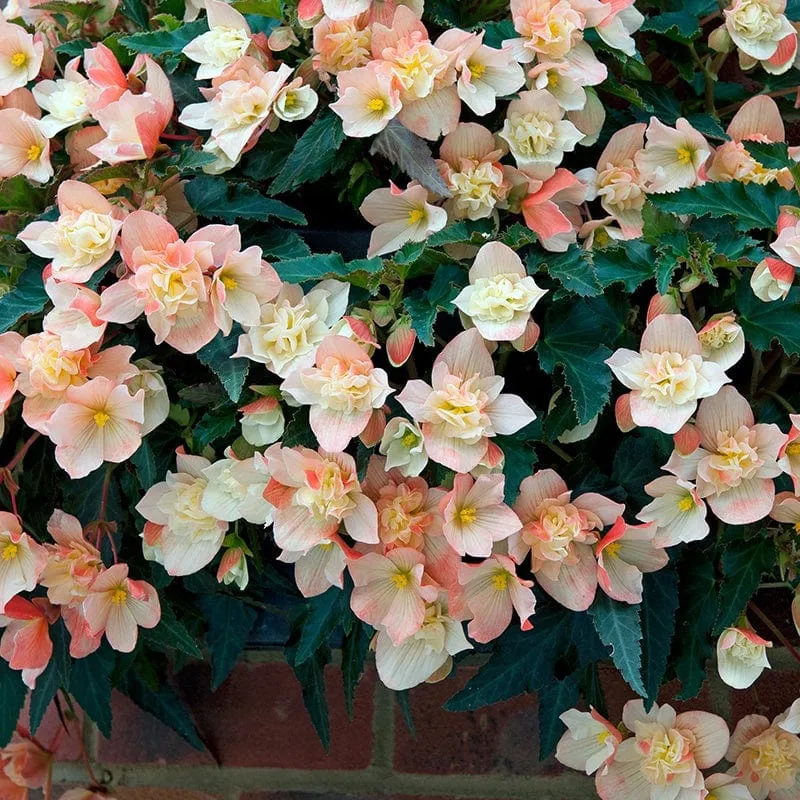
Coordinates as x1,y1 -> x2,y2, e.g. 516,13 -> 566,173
499,89 -> 583,180
0,596 -> 56,689
769,490 -> 800,530
374,595 -> 471,691
210,246 -> 281,335
453,241 -> 546,342
349,547 -> 439,644
577,123 -> 646,237
330,62 -> 402,138
124,359 -> 169,437
39,509 -> 103,606
273,77 -> 319,122
278,540 -> 348,598
458,553 -> 535,643
182,0 -> 252,79
708,96 -> 791,187
360,182 -> 448,258
48,377 -> 145,479
1,732 -> 53,789
717,623 -> 772,690
239,395 -> 285,447
723,0 -> 795,66
61,604 -> 102,659
263,445 -> 378,551
679,386 -> 787,525
605,314 -> 730,434
0,108 -> 51,183
698,313 -> 746,371
378,417 -> 427,477
636,476 -> 709,548
42,280 -> 106,351
312,13 -> 373,77
83,563 -> 160,653
436,122 -> 515,222
136,452 -> 229,576
0,19 -> 43,96
83,42 -> 128,112
727,709 -> 800,799
0,513 -> 47,612
702,773 -> 760,800
397,328 -> 535,472
180,59 -> 292,165
555,707 -> 622,775
32,56 -> 95,138
0,331 -> 22,419
635,117 -> 711,193
594,0 -> 644,55
217,545 -> 249,590
510,469 -> 623,610
440,473 -> 521,557
362,455 -> 444,549
88,55 -> 174,165
505,0 -> 609,62
281,335 -> 393,452
596,700 -> 730,800
97,211 -> 222,354
751,257 -> 794,301
435,29 -> 525,116
778,414 -> 800,492
771,207 -> 800,268
235,279 -> 349,378
521,168 -> 587,251
19,180 -> 122,284
596,518 -> 669,604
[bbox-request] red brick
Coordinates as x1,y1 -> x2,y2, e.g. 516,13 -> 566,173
97,692 -> 215,766
732,669 -> 800,725
177,661 -> 375,769
393,666 -> 559,775
19,697 -> 83,762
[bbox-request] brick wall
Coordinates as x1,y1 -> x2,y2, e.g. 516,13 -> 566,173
45,649 -> 800,800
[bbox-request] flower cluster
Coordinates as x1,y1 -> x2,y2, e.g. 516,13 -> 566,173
0,0 -> 798,790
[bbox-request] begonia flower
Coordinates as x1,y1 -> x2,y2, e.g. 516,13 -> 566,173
555,707 -> 622,775
0,108 -> 51,183
636,476 -> 709,548
0,19 -> 43,97
182,0 -> 252,80
239,395 -> 285,447
751,257 -> 794,301
32,56 -> 95,138
0,596 -> 56,689
278,540 -> 348,598
330,62 -> 402,137
378,417 -> 427,477
0,513 -> 47,612
717,623 -> 772,690
636,117 -> 711,193
201,455 -> 273,525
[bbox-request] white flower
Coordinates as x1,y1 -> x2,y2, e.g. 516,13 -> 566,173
273,79 -> 319,122
182,0 -> 252,79
239,395 -> 285,447
717,625 -> 771,689
201,456 -> 273,525
33,57 -> 95,137
379,417 -> 428,477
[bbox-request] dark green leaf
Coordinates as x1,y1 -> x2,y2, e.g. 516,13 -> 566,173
118,669 -> 203,749
495,432 -> 538,502
444,605 -> 573,711
253,229 -> 311,261
370,120 -> 452,197
200,594 -> 258,690
294,587 -> 349,666
130,439 -> 158,491
0,176 -> 48,213
70,647 -> 115,738
0,265 -> 49,332
119,19 -> 208,55
186,176 -> 306,225
270,112 -> 346,195
641,10 -> 702,43
231,0 -> 281,15
342,619 -> 372,719
0,659 -> 27,746
142,601 -> 203,658
272,253 -> 382,283
715,536 -> 777,633
120,0 -> 150,28
426,219 -> 494,247
652,182 -> 796,231
589,593 -> 646,697
197,330 -> 249,403
737,283 -> 800,356
30,620 -> 71,734
194,408 -> 237,449
594,241 -> 655,292
641,569 -> 679,705
538,673 -> 580,760
533,247 -> 601,297
404,263 -> 467,346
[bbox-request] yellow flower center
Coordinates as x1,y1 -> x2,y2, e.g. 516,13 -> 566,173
604,542 -> 621,558
368,97 -> 387,112
282,91 -> 296,108
111,588 -> 128,606
491,572 -> 509,591
401,432 -> 418,448
676,146 -> 693,165
458,506 -> 476,525
26,144 -> 41,161
547,71 -> 559,87
677,494 -> 695,512
596,730 -> 611,744
786,441 -> 800,456
408,208 -> 425,225
794,521 -> 800,533
93,411 -> 111,428
467,60 -> 486,79
1,543 -> 18,560
10,52 -> 27,68
391,572 -> 410,589
222,275 -> 238,290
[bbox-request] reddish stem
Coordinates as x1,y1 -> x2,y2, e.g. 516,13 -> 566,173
749,601 -> 800,665
160,133 -> 199,142
98,465 -> 113,523
6,432 -> 40,472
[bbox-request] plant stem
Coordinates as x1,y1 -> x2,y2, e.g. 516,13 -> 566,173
6,432 -> 40,472
98,464 -> 114,523
749,601 -> 800,665
758,388 -> 797,414
545,442 -> 573,463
